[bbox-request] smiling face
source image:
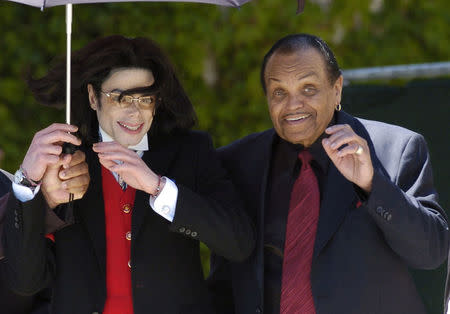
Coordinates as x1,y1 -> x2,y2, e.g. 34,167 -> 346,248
264,48 -> 343,147
88,68 -> 155,147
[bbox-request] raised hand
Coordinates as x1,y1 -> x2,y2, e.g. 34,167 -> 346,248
93,141 -> 162,195
322,124 -> 374,193
21,123 -> 81,182
41,150 -> 90,209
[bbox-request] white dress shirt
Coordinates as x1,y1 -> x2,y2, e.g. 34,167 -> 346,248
13,128 -> 178,222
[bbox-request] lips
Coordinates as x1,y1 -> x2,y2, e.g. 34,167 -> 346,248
284,113 -> 312,123
117,121 -> 144,133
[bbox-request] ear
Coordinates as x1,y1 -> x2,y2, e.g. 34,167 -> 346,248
87,84 -> 99,110
333,75 -> 344,104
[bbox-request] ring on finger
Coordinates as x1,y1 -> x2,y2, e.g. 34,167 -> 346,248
355,145 -> 363,155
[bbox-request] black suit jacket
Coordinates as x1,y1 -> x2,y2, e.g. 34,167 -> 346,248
0,171 -> 51,314
209,111 -> 448,314
1,130 -> 255,314
444,257 -> 450,314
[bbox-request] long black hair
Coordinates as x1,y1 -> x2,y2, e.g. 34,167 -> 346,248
27,35 -> 197,145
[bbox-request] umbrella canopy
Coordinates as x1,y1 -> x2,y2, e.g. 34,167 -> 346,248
8,0 -> 251,9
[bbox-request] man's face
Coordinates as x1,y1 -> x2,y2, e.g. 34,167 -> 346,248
264,49 -> 343,147
88,68 -> 155,147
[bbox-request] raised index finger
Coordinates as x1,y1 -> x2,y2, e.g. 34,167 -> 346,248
38,123 -> 78,136
325,124 -> 352,135
92,141 -> 130,153
41,130 -> 81,146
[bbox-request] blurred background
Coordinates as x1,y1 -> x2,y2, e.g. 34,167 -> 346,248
0,0 -> 448,312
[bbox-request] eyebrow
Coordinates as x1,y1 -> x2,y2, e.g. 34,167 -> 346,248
107,88 -> 123,93
267,71 -> 318,83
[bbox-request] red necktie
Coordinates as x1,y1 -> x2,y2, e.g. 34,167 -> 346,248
280,150 -> 320,314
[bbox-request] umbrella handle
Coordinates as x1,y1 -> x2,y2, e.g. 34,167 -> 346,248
62,142 -> 77,155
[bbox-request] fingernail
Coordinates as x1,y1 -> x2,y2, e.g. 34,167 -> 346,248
323,138 -> 329,145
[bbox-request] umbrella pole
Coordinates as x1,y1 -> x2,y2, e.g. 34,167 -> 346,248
65,4 -> 75,207
66,3 -> 72,124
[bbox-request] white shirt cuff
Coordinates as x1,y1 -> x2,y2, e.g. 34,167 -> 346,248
12,182 -> 41,202
149,177 -> 178,222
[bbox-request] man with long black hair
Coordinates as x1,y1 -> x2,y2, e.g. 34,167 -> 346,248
2,35 -> 255,314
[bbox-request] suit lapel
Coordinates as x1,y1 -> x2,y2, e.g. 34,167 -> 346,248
131,133 -> 181,239
77,148 -> 107,276
313,161 -> 355,260
253,130 -> 277,294
313,111 -> 361,260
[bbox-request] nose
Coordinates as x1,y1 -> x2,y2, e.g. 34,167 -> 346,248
125,101 -> 141,116
286,93 -> 304,110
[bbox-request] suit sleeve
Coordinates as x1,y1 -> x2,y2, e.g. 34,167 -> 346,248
1,191 -> 55,295
366,133 -> 449,269
169,133 -> 256,262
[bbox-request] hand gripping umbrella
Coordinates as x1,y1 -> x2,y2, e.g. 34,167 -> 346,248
6,0 -> 253,125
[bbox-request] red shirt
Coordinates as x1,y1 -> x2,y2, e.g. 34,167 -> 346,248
101,166 -> 136,314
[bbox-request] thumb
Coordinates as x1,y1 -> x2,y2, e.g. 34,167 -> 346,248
61,154 -> 73,169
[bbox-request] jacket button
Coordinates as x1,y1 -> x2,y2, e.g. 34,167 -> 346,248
123,204 -> 131,214
386,213 -> 392,221
376,206 -> 383,214
191,231 -> 198,237
92,312 -> 99,314
14,222 -> 20,229
185,229 -> 191,235
256,307 -> 262,313
179,227 -> 185,233
125,231 -> 132,241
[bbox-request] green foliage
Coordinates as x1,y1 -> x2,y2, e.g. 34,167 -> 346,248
1,0 -> 448,171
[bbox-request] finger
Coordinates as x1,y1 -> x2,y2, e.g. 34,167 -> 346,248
93,141 -> 130,153
69,150 -> 86,166
98,157 -> 119,170
61,154 -> 73,169
60,162 -> 89,180
323,130 -> 350,149
61,150 -> 85,169
325,124 -> 351,134
336,143 -> 363,158
40,130 -> 81,146
35,153 -> 61,167
72,186 -> 89,200
325,132 -> 361,152
36,123 -> 78,137
322,138 -> 340,161
97,151 -> 140,164
61,174 -> 90,191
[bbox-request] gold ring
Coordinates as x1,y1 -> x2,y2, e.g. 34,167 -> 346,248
355,145 -> 363,155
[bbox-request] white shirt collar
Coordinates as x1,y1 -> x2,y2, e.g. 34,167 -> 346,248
98,127 -> 149,152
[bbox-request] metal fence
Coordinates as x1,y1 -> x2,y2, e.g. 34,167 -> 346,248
342,61 -> 450,84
